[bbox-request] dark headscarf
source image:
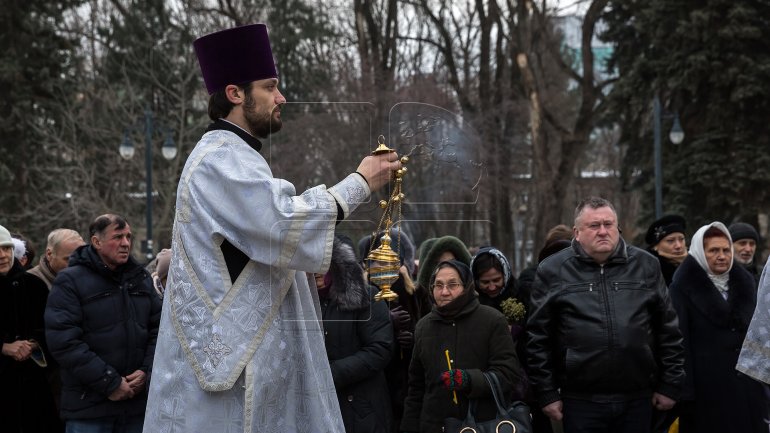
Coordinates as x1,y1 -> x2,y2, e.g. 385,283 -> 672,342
428,260 -> 477,319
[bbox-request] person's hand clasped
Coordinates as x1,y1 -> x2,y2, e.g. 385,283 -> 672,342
652,392 -> 676,411
2,340 -> 35,362
356,151 -> 402,192
108,377 -> 135,401
390,306 -> 411,332
125,369 -> 147,393
542,400 -> 563,421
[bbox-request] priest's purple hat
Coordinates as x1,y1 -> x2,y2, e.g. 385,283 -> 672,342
193,24 -> 278,95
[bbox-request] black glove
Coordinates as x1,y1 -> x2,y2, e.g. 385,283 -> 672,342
389,306 -> 411,332
397,330 -> 414,350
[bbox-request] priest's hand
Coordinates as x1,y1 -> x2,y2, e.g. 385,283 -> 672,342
356,151 -> 402,192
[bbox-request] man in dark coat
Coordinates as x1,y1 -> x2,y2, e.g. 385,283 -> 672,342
527,197 -> 684,433
317,235 -> 394,433
1,224 -> 62,432
45,214 -> 162,433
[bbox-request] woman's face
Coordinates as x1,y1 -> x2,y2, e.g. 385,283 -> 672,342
704,236 -> 732,274
655,232 -> 686,256
432,266 -> 464,307
477,267 -> 504,298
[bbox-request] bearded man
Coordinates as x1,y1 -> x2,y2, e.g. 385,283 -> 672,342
143,24 -> 400,433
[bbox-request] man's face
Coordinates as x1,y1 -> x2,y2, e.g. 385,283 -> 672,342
48,237 -> 85,274
243,78 -> 285,138
705,236 -> 732,274
733,238 -> 756,265
92,223 -> 132,270
477,267 -> 504,298
0,245 -> 13,275
574,206 -> 620,262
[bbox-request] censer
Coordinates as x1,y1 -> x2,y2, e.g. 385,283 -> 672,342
365,135 -> 409,302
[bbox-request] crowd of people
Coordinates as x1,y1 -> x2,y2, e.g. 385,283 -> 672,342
2,200 -> 769,433
3,22 -> 770,433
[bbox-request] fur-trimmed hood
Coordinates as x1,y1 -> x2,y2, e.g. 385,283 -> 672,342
326,236 -> 371,311
416,235 -> 471,290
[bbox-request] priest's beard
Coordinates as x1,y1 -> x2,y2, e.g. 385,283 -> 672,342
243,93 -> 282,138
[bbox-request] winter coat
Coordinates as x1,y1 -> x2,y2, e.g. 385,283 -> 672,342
400,298 -> 521,433
45,245 -> 162,420
527,238 -> 685,407
1,260 -> 62,432
669,255 -> 769,433
320,238 -> 394,433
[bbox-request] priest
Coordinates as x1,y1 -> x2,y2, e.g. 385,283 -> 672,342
143,23 -> 400,433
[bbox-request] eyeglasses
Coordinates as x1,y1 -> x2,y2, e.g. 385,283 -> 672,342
432,281 -> 463,291
584,221 -> 616,231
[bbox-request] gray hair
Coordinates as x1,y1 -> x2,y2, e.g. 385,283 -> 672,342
47,228 -> 84,252
574,196 -> 617,226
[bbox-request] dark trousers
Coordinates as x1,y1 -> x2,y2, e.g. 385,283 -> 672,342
562,397 -> 652,433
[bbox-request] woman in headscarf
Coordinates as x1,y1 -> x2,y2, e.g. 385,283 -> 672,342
400,260 -> 521,433
470,247 -> 517,312
669,222 -> 768,433
645,214 -> 688,286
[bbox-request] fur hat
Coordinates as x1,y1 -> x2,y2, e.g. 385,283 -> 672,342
728,222 -> 759,243
0,225 -> 13,247
645,214 -> 686,246
416,235 -> 471,290
193,24 -> 278,95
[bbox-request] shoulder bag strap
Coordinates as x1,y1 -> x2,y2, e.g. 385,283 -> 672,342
482,371 -> 510,416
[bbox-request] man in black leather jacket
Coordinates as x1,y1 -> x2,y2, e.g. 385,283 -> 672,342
526,197 -> 684,433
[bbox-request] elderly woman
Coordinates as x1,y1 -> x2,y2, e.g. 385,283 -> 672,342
400,260 -> 521,433
645,214 -> 688,286
669,222 -> 769,433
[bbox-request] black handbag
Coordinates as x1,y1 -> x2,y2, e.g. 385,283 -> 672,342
443,371 -> 533,433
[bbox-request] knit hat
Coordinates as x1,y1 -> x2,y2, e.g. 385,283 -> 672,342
728,222 -> 759,243
0,225 -> 12,247
193,24 -> 278,95
645,214 -> 686,246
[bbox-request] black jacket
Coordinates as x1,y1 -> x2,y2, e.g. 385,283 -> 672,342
401,298 -> 521,433
670,256 -> 768,433
320,238 -> 394,433
526,238 -> 684,407
45,245 -> 162,420
1,260 -> 62,432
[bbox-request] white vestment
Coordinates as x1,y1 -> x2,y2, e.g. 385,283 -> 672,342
143,128 -> 369,433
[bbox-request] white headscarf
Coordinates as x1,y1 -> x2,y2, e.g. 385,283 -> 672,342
689,221 -> 733,296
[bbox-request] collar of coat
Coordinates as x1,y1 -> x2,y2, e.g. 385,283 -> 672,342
206,118 -> 263,152
572,237 -> 629,265
69,244 -> 148,283
672,255 -> 756,330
